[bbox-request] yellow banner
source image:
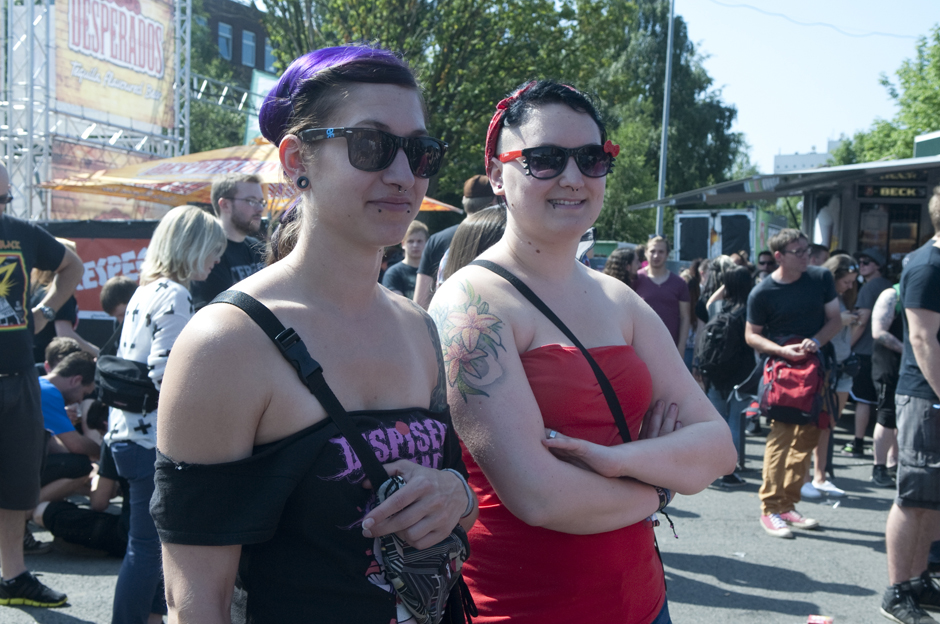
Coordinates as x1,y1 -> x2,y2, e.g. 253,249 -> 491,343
55,0 -> 175,128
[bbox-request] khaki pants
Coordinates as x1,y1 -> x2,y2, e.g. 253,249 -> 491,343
759,420 -> 821,515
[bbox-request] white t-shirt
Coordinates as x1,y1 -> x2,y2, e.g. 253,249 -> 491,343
106,278 -> 194,449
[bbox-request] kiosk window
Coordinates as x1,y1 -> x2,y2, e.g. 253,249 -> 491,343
858,202 -> 920,276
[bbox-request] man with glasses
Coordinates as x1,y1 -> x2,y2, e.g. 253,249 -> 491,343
0,163 -> 83,607
843,248 -> 894,470
191,173 -> 267,309
745,229 -> 842,538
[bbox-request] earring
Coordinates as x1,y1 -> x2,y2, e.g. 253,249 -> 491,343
296,176 -> 310,189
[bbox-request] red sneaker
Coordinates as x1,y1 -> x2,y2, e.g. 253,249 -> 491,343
778,509 -> 819,530
760,514 -> 794,538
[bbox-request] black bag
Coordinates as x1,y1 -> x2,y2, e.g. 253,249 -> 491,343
95,355 -> 159,413
211,291 -> 474,624
695,305 -> 747,385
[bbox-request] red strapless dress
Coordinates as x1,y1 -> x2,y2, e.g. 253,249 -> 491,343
461,344 -> 665,624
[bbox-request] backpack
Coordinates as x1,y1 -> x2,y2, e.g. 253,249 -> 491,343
695,305 -> 747,385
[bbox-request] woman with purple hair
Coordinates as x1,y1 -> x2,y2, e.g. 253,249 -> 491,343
151,45 -> 477,623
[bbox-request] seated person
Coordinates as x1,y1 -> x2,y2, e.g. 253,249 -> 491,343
39,352 -> 99,503
36,335 -> 82,377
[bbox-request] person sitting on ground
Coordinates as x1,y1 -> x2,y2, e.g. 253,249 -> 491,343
38,352 -> 99,503
382,219 -> 428,299
42,336 -> 81,372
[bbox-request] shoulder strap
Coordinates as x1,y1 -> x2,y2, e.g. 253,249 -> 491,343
99,324 -> 122,355
469,260 -> 632,443
210,290 -> 390,486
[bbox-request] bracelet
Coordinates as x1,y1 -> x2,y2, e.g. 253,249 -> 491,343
810,337 -> 821,348
443,468 -> 475,518
654,486 -> 672,512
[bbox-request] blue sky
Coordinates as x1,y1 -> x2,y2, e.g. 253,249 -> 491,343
677,0 -> 935,174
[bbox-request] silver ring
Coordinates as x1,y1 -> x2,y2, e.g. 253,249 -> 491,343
548,430 -> 557,440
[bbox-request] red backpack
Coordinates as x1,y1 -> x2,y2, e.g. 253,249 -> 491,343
759,346 -> 824,424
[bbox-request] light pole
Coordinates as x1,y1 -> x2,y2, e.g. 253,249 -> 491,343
656,0 -> 676,236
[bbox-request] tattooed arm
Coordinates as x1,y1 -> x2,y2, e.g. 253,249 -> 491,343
872,286 -> 904,354
429,275 -> 665,534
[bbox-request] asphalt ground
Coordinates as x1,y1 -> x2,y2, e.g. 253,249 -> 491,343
1,413 -> 906,624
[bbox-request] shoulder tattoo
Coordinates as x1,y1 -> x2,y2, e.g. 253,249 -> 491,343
430,281 -> 507,402
417,306 -> 449,412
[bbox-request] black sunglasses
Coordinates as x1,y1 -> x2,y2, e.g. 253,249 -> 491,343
298,127 -> 447,179
498,144 -> 614,180
0,192 -> 13,204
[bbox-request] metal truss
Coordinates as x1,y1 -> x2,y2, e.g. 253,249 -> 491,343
1,0 -> 192,219
191,72 -> 262,117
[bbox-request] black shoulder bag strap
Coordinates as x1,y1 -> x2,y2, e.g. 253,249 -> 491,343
99,324 -> 122,356
469,260 -> 632,443
210,290 -> 391,487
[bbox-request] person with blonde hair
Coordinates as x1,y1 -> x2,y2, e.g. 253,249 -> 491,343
104,204 -> 225,623
382,219 -> 429,298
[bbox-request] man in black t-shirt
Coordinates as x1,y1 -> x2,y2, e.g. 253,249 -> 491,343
191,174 -> 266,309
880,190 -> 940,623
0,163 -> 83,607
413,175 -> 496,309
746,229 -> 841,539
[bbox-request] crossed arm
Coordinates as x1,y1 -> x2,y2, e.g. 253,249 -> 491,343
429,274 -> 735,535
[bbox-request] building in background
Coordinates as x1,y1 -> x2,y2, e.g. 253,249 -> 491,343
774,140 -> 844,174
201,0 -> 276,83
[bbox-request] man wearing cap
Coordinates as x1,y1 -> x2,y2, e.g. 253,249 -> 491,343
413,175 -> 497,309
843,247 -> 893,465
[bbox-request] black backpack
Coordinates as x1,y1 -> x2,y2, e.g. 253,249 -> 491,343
695,304 -> 747,385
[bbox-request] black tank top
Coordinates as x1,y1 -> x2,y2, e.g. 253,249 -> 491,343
152,406 -> 464,623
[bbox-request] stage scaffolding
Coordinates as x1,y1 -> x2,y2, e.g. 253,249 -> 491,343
1,0 -> 193,219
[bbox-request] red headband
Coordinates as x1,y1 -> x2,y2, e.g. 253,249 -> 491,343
484,81 -> 536,177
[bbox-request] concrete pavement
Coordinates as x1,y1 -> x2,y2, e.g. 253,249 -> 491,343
1,419 -> 904,623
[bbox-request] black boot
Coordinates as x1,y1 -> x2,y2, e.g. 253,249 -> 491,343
881,580 -> 939,624
913,571 -> 940,612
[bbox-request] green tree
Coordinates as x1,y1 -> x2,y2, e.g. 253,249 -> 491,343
832,26 -> 940,165
189,0 -> 249,153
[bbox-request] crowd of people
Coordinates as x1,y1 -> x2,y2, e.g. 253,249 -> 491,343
0,42 -> 937,624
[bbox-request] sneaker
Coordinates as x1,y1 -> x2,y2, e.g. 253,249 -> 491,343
760,513 -> 794,538
721,473 -> 746,487
801,482 -> 822,498
745,417 -> 762,436
812,480 -> 846,497
888,464 -> 899,479
873,465 -> 897,488
842,441 -> 865,458
881,581 -> 939,624
23,527 -> 52,555
778,509 -> 820,530
0,571 -> 67,607
913,571 -> 940,612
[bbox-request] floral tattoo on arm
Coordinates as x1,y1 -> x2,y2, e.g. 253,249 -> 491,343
431,282 -> 507,402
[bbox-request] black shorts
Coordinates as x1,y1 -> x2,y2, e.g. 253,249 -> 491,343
0,373 -> 45,509
41,452 -> 93,486
895,394 -> 940,511
850,354 -> 877,404
875,376 -> 898,429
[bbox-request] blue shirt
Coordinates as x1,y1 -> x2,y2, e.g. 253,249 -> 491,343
39,377 -> 75,435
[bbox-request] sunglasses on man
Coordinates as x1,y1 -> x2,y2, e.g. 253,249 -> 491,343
299,127 -> 447,179
498,144 -> 615,180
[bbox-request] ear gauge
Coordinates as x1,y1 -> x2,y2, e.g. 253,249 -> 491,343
296,176 -> 310,189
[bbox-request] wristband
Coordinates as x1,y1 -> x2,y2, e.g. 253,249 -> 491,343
810,337 -> 821,348
444,468 -> 475,518
654,486 -> 672,512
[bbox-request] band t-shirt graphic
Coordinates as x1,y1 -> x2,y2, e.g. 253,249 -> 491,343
0,215 -> 66,374
152,406 -> 465,623
190,237 -> 265,309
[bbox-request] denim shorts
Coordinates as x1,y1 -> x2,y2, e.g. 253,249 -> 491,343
895,394 -> 940,510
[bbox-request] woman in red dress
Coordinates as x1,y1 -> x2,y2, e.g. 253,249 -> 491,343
429,80 -> 737,624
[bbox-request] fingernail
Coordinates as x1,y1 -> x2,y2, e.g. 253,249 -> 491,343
362,527 -> 373,538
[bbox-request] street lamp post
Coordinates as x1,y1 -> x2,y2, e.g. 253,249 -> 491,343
656,0 -> 676,236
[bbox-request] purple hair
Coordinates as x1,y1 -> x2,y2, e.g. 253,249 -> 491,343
259,45 -> 419,146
